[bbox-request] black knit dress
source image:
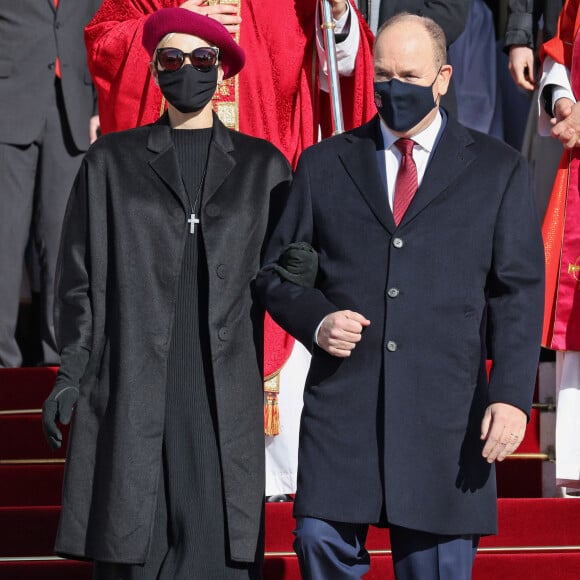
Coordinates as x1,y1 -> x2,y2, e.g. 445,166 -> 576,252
93,128 -> 260,580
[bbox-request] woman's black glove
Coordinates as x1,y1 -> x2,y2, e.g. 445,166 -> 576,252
274,242 -> 318,288
42,345 -> 89,450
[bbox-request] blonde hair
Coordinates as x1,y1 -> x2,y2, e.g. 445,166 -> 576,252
157,32 -> 176,48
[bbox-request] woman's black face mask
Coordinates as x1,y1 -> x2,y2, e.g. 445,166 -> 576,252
157,64 -> 218,113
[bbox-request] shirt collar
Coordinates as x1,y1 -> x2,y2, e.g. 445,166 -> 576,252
379,110 -> 443,153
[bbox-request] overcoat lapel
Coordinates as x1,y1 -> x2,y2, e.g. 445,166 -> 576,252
146,114 -> 236,213
147,118 -> 189,212
401,116 -> 476,225
203,114 -> 236,207
339,117 -> 396,234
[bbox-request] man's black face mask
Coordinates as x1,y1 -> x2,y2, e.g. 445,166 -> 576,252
374,70 -> 440,132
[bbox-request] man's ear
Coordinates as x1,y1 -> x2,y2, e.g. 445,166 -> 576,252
149,61 -> 159,86
436,64 -> 452,97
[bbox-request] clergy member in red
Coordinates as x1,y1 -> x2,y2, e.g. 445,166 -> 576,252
84,0 -> 376,498
538,0 -> 580,495
85,0 -> 375,166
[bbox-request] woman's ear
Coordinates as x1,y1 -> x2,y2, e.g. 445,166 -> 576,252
149,61 -> 159,86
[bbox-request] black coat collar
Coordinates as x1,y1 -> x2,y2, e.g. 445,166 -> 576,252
146,112 -> 236,212
339,114 -> 476,233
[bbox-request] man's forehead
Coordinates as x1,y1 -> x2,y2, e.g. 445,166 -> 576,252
376,21 -> 431,49
375,26 -> 433,62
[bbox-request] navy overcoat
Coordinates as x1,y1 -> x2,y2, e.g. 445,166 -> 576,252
256,114 -> 544,535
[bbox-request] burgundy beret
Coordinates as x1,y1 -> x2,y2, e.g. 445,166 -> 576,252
142,7 -> 245,79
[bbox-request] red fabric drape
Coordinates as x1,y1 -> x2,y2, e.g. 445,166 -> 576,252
539,0 -> 580,349
541,0 -> 580,66
84,0 -> 376,162
53,0 -> 61,77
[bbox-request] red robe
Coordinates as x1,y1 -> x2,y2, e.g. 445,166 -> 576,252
84,0 -> 376,380
540,0 -> 580,350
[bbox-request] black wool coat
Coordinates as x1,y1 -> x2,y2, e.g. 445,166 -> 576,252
53,114 -> 291,564
256,114 -> 544,536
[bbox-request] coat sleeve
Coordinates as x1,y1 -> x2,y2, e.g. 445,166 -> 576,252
486,155 -> 545,416
504,0 -> 534,50
54,159 -> 94,353
256,151 -> 338,351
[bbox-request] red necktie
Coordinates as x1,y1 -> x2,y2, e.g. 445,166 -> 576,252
393,138 -> 418,226
53,0 -> 61,78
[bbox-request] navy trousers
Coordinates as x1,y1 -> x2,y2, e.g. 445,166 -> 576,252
294,517 -> 479,580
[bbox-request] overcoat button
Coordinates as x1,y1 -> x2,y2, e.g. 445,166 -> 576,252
392,238 -> 404,248
386,341 -> 398,352
387,288 -> 400,298
216,264 -> 226,279
218,327 -> 229,341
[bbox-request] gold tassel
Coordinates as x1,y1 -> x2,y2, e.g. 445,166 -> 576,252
264,372 -> 281,436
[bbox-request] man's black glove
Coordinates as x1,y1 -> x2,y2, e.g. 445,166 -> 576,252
42,345 -> 90,450
274,241 -> 318,288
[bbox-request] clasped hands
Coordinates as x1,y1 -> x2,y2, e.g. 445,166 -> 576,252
551,97 -> 580,149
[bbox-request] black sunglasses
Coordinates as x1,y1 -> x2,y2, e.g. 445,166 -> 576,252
155,46 -> 220,72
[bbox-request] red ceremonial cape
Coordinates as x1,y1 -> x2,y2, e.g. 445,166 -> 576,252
540,0 -> 580,350
85,0 -> 376,376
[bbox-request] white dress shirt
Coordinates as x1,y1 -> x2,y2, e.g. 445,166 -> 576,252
378,111 -> 443,211
315,110 -> 444,344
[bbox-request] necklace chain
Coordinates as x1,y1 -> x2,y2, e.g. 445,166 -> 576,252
183,154 -> 209,235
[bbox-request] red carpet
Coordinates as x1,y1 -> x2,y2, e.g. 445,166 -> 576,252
2,367 -> 579,579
